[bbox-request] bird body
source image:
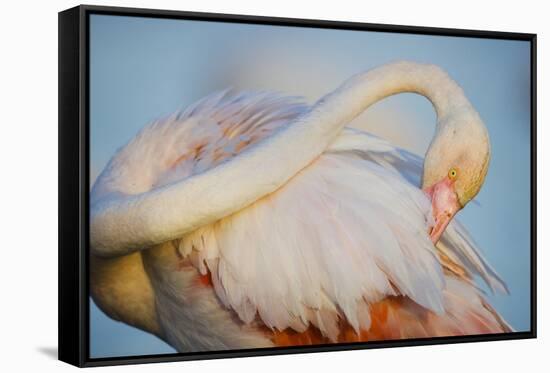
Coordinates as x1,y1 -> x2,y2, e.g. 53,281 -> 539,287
90,62 -> 510,352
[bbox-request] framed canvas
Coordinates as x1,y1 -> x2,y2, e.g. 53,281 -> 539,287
58,4 -> 537,367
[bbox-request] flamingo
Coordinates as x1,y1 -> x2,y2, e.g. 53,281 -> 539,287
90,61 -> 511,352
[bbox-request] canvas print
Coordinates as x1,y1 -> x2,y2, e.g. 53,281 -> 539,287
88,14 -> 532,358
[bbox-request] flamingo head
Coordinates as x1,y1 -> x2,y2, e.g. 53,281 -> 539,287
421,110 -> 491,243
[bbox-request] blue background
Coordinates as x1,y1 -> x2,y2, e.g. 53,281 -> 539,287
89,14 -> 531,357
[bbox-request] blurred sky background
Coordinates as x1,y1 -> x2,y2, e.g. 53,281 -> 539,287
89,14 -> 531,358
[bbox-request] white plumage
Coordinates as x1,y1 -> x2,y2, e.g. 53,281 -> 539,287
90,62 -> 510,352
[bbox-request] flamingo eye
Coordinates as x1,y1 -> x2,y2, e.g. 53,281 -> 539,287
448,168 -> 458,179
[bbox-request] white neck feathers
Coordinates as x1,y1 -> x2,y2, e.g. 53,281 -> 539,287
90,61 -> 470,256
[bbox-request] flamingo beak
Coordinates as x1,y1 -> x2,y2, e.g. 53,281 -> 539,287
424,177 -> 461,244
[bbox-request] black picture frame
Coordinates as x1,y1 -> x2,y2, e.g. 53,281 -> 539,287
58,4 -> 537,368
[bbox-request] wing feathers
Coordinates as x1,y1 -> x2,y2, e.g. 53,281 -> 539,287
269,278 -> 508,347
165,91 -> 508,341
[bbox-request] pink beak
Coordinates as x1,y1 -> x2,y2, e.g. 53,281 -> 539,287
424,177 -> 461,244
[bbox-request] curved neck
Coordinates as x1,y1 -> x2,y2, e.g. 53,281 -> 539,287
312,61 -> 467,135
91,61 -> 468,256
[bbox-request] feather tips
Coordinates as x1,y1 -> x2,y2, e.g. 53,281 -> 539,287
178,150 -> 446,341
136,90 -> 507,341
